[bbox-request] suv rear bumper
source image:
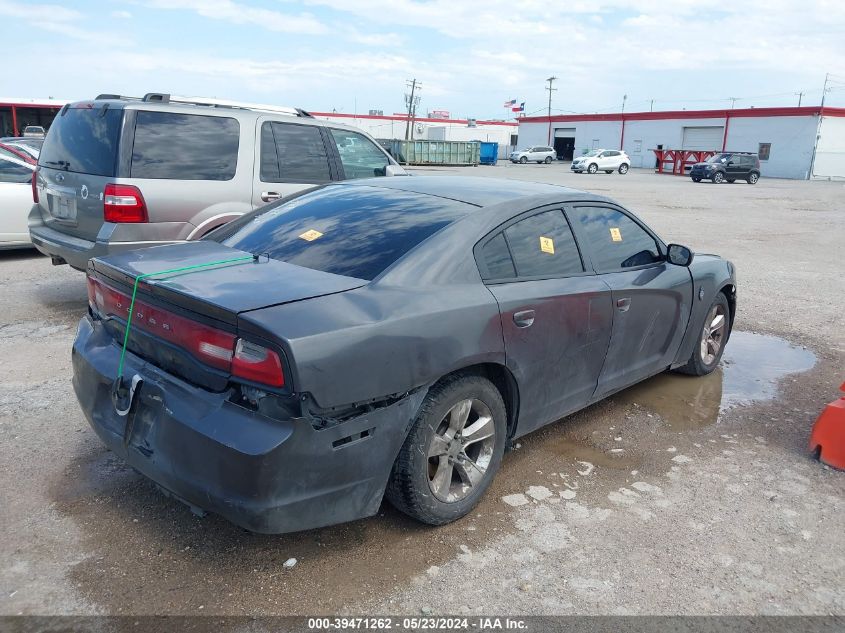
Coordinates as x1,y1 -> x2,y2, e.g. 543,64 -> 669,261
72,315 -> 426,534
29,209 -> 187,271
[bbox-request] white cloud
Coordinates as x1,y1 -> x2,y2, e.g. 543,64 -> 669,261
146,0 -> 327,35
111,10 -> 132,19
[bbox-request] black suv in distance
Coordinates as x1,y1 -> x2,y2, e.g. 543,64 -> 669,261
689,152 -> 761,184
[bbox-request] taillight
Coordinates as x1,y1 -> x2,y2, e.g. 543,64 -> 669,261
31,172 -> 39,203
232,339 -> 285,387
87,276 -> 285,387
104,183 -> 147,223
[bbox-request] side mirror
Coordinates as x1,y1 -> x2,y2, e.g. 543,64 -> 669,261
667,243 -> 694,267
385,164 -> 407,177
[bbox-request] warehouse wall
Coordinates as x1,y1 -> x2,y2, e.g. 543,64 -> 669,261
620,118 -> 727,168
813,116 -> 845,180
725,116 -> 817,179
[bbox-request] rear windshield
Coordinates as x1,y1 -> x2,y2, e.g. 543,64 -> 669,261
38,106 -> 122,176
218,185 -> 472,280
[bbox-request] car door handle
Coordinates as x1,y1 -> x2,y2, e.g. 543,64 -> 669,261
260,191 -> 280,202
616,298 -> 631,312
513,310 -> 535,328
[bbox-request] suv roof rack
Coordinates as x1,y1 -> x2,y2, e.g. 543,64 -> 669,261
93,93 -> 312,118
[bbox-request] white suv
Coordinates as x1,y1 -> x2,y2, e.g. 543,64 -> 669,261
571,149 -> 630,174
510,146 -> 556,164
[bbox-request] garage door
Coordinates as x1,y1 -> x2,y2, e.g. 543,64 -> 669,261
682,126 -> 724,150
554,128 -> 576,138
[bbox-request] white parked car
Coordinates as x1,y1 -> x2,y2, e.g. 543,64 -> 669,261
571,149 -> 630,174
510,146 -> 556,164
0,154 -> 35,249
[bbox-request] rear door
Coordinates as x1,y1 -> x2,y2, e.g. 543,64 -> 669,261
36,104 -> 124,241
566,204 -> 693,398
0,157 -> 35,243
477,207 -> 613,433
252,119 -> 337,207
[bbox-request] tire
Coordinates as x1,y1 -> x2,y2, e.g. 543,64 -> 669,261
544,156 -> 553,164
712,171 -> 725,184
519,156 -> 527,164
385,373 -> 507,525
618,163 -> 629,174
587,163 -> 598,174
747,172 -> 759,184
674,293 -> 731,376
692,177 -> 702,183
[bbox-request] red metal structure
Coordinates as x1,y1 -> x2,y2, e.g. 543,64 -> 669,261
0,99 -> 67,137
652,149 -> 717,175
810,381 -> 845,470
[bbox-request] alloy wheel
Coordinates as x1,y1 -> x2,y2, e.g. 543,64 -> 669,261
427,398 -> 496,503
700,304 -> 727,366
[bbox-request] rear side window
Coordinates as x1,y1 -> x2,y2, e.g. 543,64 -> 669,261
329,129 -> 390,179
569,206 -> 661,272
220,185 -> 471,280
0,158 -> 32,183
38,107 -> 122,177
503,210 -> 583,278
260,122 -> 331,183
480,233 -> 516,279
130,111 -> 239,180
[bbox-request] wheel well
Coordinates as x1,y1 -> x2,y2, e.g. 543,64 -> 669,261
719,284 -> 737,331
438,363 -> 520,439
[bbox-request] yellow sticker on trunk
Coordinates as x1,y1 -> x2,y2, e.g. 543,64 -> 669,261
299,229 -> 323,241
609,227 -> 622,242
539,236 -> 555,254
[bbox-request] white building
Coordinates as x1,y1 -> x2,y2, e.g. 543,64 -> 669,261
311,111 -> 518,159
516,106 -> 845,179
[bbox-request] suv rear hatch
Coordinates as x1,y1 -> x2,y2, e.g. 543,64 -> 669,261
87,241 -> 366,391
36,102 -> 125,241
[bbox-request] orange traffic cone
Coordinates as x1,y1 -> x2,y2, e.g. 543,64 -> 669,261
810,381 -> 845,470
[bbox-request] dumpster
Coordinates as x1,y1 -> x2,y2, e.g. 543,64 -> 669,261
479,142 -> 499,165
379,139 -> 480,166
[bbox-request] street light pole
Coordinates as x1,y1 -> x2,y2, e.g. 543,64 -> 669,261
545,76 -> 558,145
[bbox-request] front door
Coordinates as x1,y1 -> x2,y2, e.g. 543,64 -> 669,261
566,204 -> 694,398
476,208 -> 613,433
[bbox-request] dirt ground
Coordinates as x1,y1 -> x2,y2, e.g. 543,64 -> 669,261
0,165 -> 843,617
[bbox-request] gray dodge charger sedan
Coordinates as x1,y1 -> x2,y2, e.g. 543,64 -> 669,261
74,176 -> 736,533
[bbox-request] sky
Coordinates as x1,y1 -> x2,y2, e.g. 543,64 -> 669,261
2,0 -> 845,120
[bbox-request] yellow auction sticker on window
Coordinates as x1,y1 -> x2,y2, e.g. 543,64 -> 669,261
609,227 -> 622,242
299,229 -> 323,241
539,236 -> 555,254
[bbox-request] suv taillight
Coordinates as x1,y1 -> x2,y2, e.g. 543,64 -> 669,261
104,183 -> 147,223
31,172 -> 39,204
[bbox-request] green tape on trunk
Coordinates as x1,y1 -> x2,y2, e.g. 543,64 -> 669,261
116,255 -> 254,380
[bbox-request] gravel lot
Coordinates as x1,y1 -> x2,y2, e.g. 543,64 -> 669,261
1,165 -> 843,617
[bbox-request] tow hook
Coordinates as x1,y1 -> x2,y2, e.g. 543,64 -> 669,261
112,373 -> 143,417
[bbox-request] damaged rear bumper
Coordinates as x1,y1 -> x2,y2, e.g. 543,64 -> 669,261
72,316 -> 425,534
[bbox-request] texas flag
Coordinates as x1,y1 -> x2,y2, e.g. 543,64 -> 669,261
512,102 -> 525,112
503,99 -> 516,108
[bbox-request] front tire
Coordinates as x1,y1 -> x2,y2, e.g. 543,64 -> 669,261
386,374 -> 507,525
519,156 -> 527,164
588,163 -> 598,174
713,171 -> 725,184
675,293 -> 731,376
618,163 -> 629,174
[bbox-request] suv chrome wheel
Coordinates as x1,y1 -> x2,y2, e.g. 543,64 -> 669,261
427,398 -> 496,503
700,304 -> 727,366
713,172 -> 725,183
748,173 -> 759,184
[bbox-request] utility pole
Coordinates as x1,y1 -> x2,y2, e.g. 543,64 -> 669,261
729,97 -> 738,109
820,73 -> 830,107
795,91 -> 804,107
404,79 -> 421,140
621,94 -> 627,113
545,76 -> 557,145
650,99 -> 654,112
809,73 -> 831,179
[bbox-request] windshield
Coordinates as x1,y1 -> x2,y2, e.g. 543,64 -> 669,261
583,150 -> 601,157
38,106 -> 122,176
706,153 -> 730,163
218,185 -> 473,281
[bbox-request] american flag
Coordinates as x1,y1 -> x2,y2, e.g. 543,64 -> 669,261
503,99 -> 516,108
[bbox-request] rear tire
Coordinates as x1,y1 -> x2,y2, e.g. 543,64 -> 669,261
618,163 -> 629,174
675,293 -> 731,376
385,374 -> 507,525
588,163 -> 598,174
544,156 -> 553,164
747,172 -> 759,184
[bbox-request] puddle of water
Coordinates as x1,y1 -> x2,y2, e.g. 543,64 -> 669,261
616,331 -> 816,430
